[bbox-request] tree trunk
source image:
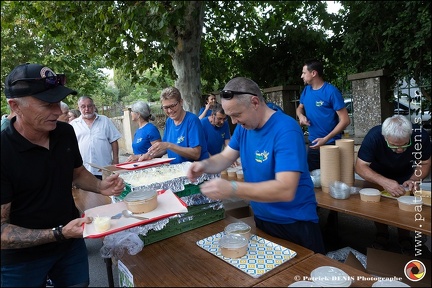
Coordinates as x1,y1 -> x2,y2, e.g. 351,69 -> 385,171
172,1 -> 204,115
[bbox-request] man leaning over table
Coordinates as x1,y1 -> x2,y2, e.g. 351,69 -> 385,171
355,115 -> 431,255
187,77 -> 325,254
1,63 -> 125,287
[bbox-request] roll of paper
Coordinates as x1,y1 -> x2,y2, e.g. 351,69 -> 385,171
320,145 -> 340,193
335,139 -> 355,187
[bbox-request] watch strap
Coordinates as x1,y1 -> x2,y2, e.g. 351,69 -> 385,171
52,225 -> 67,242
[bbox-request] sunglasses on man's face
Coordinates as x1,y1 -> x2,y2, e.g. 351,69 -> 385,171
11,74 -> 67,88
219,90 -> 258,100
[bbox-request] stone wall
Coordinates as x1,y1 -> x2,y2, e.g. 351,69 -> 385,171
347,69 -> 393,138
262,85 -> 302,119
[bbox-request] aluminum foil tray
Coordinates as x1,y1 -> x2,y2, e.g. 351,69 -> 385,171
118,161 -> 219,193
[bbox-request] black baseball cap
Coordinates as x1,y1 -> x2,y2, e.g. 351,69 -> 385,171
4,63 -> 77,103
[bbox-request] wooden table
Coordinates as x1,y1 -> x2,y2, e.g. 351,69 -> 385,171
118,216 -> 314,287
253,253 -> 376,287
315,180 -> 431,235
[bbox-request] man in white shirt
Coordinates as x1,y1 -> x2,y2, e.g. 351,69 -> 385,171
70,96 -> 122,179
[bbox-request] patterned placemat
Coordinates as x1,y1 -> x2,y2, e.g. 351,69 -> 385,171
196,232 -> 297,278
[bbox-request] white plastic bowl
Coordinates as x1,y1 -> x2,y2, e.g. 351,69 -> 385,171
359,188 -> 381,202
397,195 -> 423,212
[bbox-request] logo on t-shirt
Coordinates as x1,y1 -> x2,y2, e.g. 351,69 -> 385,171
315,100 -> 324,107
177,136 -> 185,144
255,150 -> 269,163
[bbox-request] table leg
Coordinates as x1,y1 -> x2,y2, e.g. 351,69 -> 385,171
104,258 -> 114,287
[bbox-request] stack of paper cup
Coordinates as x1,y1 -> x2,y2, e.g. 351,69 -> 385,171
320,145 -> 340,193
335,139 -> 355,187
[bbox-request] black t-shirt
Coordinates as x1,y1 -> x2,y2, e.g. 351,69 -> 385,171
357,124 -> 431,183
1,118 -> 83,264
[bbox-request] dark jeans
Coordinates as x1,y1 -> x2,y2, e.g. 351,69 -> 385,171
307,142 -> 335,172
1,239 -> 89,287
254,216 -> 326,254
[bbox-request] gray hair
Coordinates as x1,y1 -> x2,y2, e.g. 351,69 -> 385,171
131,100 -> 155,121
78,96 -> 94,105
211,103 -> 225,116
223,77 -> 265,103
381,115 -> 412,140
160,86 -> 182,102
60,101 -> 69,112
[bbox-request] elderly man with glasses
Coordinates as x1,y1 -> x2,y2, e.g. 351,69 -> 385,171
355,114 -> 431,255
187,77 -> 325,254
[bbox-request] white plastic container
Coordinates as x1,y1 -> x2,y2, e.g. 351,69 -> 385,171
397,196 -> 423,212
359,188 -> 381,202
224,222 -> 251,239
219,234 -> 248,258
124,188 -> 158,214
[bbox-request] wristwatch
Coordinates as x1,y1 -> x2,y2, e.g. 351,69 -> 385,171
52,225 -> 67,242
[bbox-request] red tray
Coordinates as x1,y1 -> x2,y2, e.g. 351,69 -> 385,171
83,189 -> 188,238
115,158 -> 175,170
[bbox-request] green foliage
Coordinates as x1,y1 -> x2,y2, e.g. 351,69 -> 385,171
1,1 -> 112,114
338,1 -> 431,100
2,0 -> 430,116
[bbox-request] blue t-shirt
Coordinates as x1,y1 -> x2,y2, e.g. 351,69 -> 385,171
357,124 -> 431,184
198,107 -> 212,118
229,111 -> 318,224
163,111 -> 209,164
300,82 -> 345,143
131,123 -> 161,155
200,117 -> 231,155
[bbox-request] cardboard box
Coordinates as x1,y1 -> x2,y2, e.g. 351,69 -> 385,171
344,248 -> 431,287
344,251 -> 367,273
224,200 -> 252,219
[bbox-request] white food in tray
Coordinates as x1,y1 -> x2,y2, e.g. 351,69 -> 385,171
119,162 -> 191,187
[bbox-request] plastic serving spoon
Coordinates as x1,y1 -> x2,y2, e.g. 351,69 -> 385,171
122,210 -> 149,220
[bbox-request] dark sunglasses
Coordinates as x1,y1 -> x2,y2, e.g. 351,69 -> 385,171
220,90 -> 258,100
11,74 -> 67,88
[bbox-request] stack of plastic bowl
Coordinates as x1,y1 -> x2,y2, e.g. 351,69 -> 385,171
329,181 -> 351,199
310,169 -> 321,188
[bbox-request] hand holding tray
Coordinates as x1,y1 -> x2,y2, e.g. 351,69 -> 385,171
83,189 -> 188,238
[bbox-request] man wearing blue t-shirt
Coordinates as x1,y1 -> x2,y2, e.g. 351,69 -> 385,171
187,77 -> 325,254
201,103 -> 231,155
296,59 -> 350,171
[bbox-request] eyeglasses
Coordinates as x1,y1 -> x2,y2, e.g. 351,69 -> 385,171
220,90 -> 258,100
11,74 -> 66,88
161,101 -> 179,111
385,138 -> 411,151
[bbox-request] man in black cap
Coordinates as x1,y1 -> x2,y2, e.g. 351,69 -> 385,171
1,63 -> 125,286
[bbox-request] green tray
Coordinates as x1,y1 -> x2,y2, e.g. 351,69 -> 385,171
139,203 -> 225,246
175,184 -> 201,197
115,183 -> 202,202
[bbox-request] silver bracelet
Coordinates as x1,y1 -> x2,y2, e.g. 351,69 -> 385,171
230,181 -> 238,196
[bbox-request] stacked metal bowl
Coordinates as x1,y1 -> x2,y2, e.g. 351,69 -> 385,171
329,181 -> 351,199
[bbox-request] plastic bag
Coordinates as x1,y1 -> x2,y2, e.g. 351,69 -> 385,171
326,246 -> 367,269
100,231 -> 144,260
